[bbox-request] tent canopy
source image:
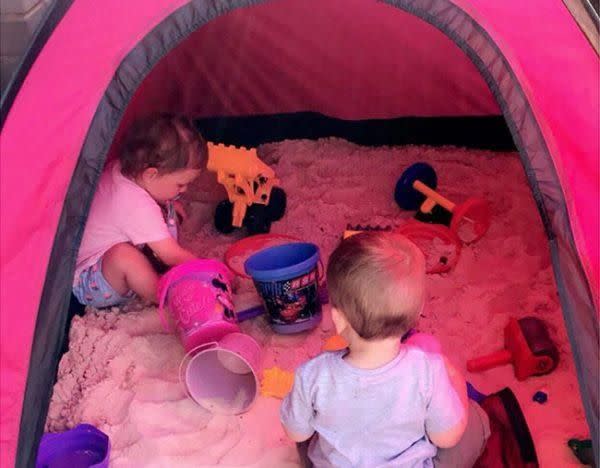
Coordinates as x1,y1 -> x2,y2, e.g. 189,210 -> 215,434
1,0 -> 598,466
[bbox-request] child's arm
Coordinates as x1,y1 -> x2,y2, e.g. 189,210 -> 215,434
442,356 -> 468,418
424,354 -> 468,448
404,333 -> 468,447
405,333 -> 468,413
427,358 -> 468,448
428,421 -> 468,449
147,237 -> 196,266
280,367 -> 315,443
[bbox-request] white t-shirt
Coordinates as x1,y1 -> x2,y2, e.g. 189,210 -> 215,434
281,347 -> 465,467
74,161 -> 171,284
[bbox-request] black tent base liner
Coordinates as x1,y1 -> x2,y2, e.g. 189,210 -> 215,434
195,112 -> 516,150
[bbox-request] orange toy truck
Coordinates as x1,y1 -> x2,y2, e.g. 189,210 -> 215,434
207,143 -> 287,234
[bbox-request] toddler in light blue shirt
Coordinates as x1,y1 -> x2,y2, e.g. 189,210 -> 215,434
281,231 -> 490,467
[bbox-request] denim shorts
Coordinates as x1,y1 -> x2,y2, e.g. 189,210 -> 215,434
73,258 -> 134,308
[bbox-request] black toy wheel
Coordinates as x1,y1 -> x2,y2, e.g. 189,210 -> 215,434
266,187 -> 287,221
244,204 -> 272,235
215,200 -> 235,234
394,162 -> 438,210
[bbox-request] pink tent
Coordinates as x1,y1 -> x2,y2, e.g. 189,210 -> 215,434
1,0 -> 598,465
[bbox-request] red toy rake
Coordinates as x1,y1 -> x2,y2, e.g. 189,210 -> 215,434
467,317 -> 559,381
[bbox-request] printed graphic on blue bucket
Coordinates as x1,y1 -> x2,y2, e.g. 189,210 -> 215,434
256,268 -> 321,325
244,243 -> 322,333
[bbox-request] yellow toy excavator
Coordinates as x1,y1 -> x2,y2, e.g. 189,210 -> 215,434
207,142 -> 287,234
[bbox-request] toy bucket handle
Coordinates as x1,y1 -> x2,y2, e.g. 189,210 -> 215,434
317,259 -> 325,285
178,342 -> 219,400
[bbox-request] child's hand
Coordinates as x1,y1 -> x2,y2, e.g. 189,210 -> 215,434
172,199 -> 188,223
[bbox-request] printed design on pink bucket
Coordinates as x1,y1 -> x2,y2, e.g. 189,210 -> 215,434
157,259 -> 240,352
169,282 -> 214,328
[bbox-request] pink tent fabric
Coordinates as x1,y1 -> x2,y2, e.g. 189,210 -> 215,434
0,0 -> 597,464
455,0 -> 599,304
0,2 -> 186,462
110,0 -> 500,157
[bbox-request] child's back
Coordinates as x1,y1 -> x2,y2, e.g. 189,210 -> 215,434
284,345 -> 463,467
280,231 -> 477,467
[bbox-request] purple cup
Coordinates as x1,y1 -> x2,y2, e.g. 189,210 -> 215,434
36,424 -> 109,468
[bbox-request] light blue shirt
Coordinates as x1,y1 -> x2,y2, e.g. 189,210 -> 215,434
280,346 -> 464,467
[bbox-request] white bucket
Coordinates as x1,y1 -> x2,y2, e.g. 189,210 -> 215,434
179,333 -> 261,414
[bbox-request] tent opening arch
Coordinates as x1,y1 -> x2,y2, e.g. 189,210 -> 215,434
1,0 -> 597,466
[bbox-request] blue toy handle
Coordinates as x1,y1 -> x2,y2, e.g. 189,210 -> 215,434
236,305 -> 265,322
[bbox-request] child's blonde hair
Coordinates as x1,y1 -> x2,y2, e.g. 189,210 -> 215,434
120,114 -> 208,178
326,231 -> 425,340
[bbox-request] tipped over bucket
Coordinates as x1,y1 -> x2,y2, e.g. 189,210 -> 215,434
158,259 -> 240,351
180,333 -> 261,414
244,242 -> 322,334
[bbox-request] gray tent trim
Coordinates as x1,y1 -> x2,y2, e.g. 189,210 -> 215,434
562,0 -> 600,53
10,0 -> 598,466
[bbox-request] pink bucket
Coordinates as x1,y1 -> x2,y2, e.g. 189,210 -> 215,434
157,259 -> 240,351
179,333 -> 261,414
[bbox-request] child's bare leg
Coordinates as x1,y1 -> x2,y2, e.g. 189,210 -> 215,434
102,243 -> 159,303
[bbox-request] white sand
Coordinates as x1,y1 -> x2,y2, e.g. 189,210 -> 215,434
46,138 -> 588,466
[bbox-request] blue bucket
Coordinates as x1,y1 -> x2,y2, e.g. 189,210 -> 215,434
244,242 -> 322,334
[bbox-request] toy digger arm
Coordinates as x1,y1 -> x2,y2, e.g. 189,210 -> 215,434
207,143 -> 276,179
207,143 -> 280,228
